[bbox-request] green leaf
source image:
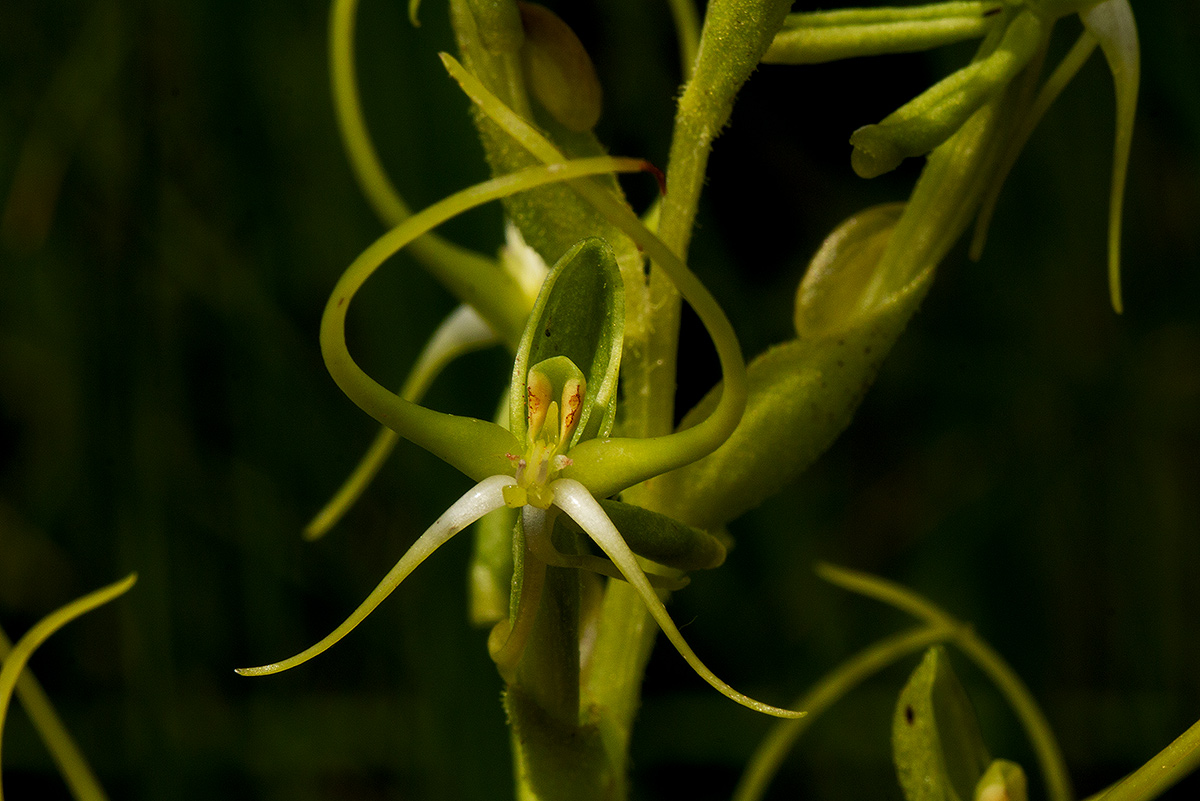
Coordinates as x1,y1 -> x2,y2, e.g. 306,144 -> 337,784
894,647 -> 992,801
504,684 -> 614,801
510,237 -> 624,446
794,202 -> 908,336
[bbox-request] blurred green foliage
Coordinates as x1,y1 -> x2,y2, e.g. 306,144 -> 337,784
1,1 -> 1197,799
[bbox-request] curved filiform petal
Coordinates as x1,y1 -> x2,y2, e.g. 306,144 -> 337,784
238,476 -> 515,677
1080,0 -> 1139,313
551,479 -> 802,719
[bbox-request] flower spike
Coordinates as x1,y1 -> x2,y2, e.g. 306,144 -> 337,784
238,475 -> 516,677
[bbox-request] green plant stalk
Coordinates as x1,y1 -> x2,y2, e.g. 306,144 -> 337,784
515,561 -> 581,730
1082,717 -> 1200,801
435,50 -> 810,797
580,8 -> 1044,792
441,0 -> 787,777
576,4 -> 794,765
638,0 -> 792,441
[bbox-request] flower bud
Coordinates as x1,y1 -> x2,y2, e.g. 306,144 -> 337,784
518,3 -> 603,132
658,204 -> 932,529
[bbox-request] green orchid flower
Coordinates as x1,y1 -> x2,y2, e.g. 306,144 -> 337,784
235,110 -> 800,717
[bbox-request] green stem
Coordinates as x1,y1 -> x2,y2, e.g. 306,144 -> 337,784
1082,717 -> 1200,801
515,563 -> 581,728
646,0 -> 791,438
575,0 -> 792,767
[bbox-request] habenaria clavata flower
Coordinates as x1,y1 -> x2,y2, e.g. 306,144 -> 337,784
235,147 -> 801,719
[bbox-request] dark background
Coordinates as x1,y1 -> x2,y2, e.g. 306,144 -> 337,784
1,1 -> 1198,799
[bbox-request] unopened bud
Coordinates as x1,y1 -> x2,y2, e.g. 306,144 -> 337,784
518,3 -> 603,132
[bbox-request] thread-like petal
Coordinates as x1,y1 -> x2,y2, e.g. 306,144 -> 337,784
237,476 -> 515,676
551,479 -> 802,719
1081,0 -> 1139,314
